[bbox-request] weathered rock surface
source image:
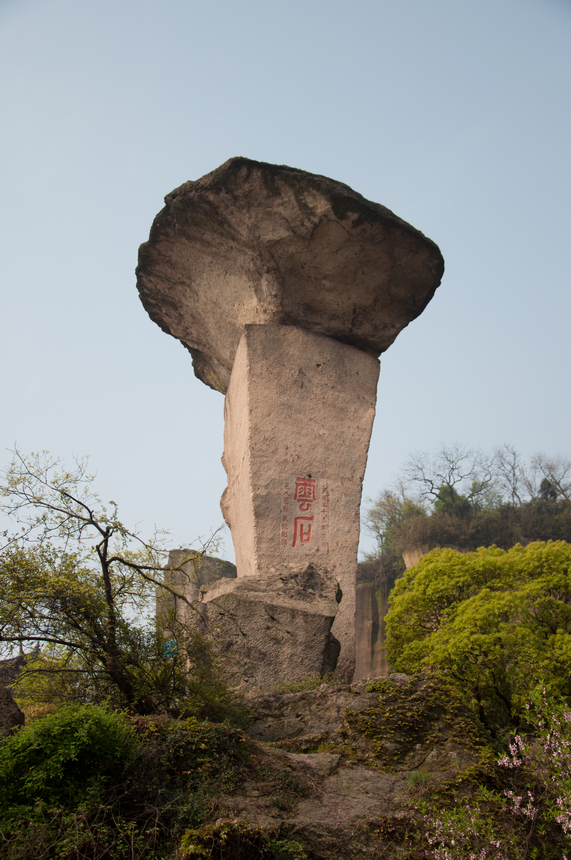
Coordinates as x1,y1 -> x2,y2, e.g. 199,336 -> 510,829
221,323 -> 379,679
0,652 -> 33,737
140,158 -> 444,688
248,680 -> 385,745
158,550 -> 237,621
189,564 -> 342,691
0,685 -> 25,738
136,157 -> 444,394
204,674 -> 490,859
354,561 -> 399,680
222,744 -> 414,859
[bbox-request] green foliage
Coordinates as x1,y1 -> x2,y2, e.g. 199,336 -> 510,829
365,446 -> 571,572
389,497 -> 571,557
178,819 -> 308,859
0,704 -> 135,809
407,770 -> 432,790
347,675 -> 490,772
271,672 -> 349,694
9,608 -> 246,725
421,691 -> 571,858
432,484 -> 472,518
364,489 -> 426,583
0,450 -> 241,720
271,673 -> 326,694
422,794 -> 511,859
385,541 -> 571,731
0,708 -> 252,859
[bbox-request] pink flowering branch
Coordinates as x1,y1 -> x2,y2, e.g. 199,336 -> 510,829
423,690 -> 571,859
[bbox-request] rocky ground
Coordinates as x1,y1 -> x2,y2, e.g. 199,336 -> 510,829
200,673 -> 493,859
2,671 -> 560,858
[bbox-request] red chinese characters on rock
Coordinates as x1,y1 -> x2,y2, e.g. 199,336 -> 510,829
281,476 -> 329,551
293,477 -> 316,546
294,477 -> 317,511
293,515 -> 314,547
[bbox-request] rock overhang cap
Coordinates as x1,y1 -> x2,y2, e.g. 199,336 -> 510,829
136,157 -> 445,394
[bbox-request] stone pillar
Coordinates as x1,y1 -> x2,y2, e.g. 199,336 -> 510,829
137,157 -> 444,689
220,323 -> 380,679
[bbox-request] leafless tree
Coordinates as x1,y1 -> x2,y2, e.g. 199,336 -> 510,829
495,444 -> 526,506
529,453 -> 571,501
402,443 -> 499,509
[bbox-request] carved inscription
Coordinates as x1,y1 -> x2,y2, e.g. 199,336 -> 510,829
281,475 -> 329,552
320,484 -> 329,551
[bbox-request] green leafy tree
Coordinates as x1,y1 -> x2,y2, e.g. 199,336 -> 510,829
0,450 -> 236,718
363,488 -> 426,583
432,484 -> 471,518
385,541 -> 571,732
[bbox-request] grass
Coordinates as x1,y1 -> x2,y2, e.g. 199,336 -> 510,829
271,673 -> 349,695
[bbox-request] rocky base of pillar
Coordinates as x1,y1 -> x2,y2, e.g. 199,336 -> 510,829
191,564 -> 342,692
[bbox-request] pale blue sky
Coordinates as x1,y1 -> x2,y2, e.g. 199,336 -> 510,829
1,0 -> 570,560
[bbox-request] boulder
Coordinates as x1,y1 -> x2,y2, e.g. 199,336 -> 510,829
136,157 -> 444,394
190,563 -> 341,691
0,685 -> 24,738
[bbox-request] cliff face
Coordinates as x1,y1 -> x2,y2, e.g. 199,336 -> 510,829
354,578 -> 397,679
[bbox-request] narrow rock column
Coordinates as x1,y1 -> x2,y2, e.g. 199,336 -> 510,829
220,323 -> 380,679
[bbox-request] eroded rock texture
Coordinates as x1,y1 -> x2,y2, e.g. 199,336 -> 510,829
212,675 -> 489,859
0,686 -> 24,738
136,157 -> 444,394
0,656 -> 26,738
221,323 -> 379,679
190,564 -> 341,691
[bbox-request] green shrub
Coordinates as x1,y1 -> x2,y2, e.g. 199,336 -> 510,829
385,541 -> 571,731
0,710 -> 253,859
0,703 -> 136,809
178,818 -> 308,859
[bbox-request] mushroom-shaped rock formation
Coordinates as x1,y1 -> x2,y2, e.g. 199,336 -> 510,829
139,158 -> 444,685
136,157 -> 444,394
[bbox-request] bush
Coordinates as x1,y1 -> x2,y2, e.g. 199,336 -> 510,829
0,703 -> 136,809
178,818 -> 308,859
0,708 -> 254,860
422,690 -> 571,859
385,541 -> 571,731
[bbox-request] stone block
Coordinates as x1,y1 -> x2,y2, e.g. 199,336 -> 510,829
157,550 -> 237,630
191,563 -> 341,691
